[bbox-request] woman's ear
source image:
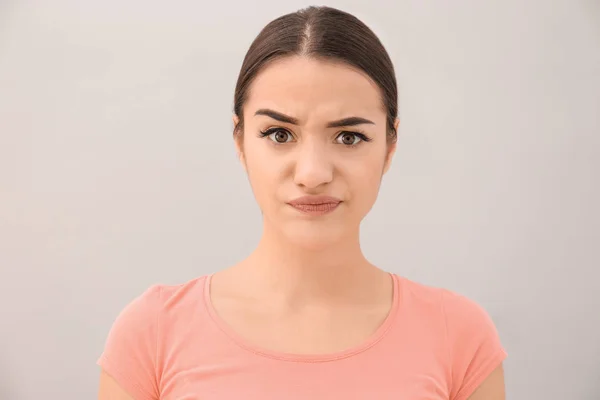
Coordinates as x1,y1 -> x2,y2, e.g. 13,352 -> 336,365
383,142 -> 397,175
232,114 -> 246,170
383,118 -> 400,175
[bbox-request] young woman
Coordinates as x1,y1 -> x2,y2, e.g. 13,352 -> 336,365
98,6 -> 506,399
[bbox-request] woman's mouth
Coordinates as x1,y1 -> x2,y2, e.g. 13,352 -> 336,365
287,196 -> 342,216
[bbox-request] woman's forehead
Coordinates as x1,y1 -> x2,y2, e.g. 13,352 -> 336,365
245,57 -> 385,123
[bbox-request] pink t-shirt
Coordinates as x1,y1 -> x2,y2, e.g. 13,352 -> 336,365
98,274 -> 507,399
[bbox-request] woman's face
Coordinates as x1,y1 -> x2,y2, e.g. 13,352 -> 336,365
235,56 -> 397,249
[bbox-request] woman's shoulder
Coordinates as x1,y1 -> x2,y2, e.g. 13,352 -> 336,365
99,275 -> 211,359
394,274 -> 505,358
123,275 -> 210,318
394,274 -> 507,399
97,275 -> 211,398
395,274 -> 494,319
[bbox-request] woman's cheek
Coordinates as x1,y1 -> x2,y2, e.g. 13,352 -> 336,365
246,160 -> 281,210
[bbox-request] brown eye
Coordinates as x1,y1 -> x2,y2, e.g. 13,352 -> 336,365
336,132 -> 361,146
265,129 -> 293,143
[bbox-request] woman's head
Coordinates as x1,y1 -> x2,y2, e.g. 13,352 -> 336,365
232,6 -> 399,249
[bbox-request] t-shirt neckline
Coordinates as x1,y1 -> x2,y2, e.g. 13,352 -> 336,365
202,272 -> 400,363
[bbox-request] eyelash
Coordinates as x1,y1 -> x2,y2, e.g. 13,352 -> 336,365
258,127 -> 372,147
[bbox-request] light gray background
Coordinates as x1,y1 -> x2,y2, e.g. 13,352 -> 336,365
1,0 -> 599,399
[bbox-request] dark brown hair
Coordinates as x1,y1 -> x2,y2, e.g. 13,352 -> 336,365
233,6 -> 398,143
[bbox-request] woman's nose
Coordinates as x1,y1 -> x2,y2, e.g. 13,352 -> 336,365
293,142 -> 333,189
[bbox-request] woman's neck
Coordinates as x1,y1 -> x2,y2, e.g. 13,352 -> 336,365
231,221 -> 385,307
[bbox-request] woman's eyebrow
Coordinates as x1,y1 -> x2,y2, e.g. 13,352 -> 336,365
326,116 -> 375,128
254,108 -> 375,127
255,109 -> 299,124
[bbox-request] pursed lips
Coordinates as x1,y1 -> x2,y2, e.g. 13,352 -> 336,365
287,195 -> 342,215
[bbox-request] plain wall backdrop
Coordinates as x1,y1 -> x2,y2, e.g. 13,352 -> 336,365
1,0 -> 599,398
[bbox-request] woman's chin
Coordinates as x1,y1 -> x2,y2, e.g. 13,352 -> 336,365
281,223 -> 350,251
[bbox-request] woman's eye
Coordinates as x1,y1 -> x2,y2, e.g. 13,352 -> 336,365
336,132 -> 362,146
267,129 -> 293,143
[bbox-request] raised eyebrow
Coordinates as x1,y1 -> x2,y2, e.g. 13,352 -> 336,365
254,109 -> 375,128
326,117 -> 375,128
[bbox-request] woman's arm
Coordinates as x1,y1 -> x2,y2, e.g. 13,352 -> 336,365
467,364 -> 506,400
97,285 -> 163,399
98,369 -> 136,400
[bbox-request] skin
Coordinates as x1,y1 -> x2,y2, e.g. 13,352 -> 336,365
99,56 -> 504,399
211,56 -> 398,356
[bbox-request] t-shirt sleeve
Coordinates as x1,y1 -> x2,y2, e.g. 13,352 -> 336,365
442,289 -> 507,400
97,285 -> 162,400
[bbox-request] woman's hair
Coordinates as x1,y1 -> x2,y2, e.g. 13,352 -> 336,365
233,6 -> 398,143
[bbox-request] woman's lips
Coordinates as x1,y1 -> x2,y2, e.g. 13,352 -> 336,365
287,196 -> 342,216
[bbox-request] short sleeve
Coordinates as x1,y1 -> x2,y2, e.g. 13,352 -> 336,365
97,285 -> 162,400
442,290 -> 507,400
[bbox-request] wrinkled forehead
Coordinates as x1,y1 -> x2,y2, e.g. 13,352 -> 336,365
244,56 -> 386,127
